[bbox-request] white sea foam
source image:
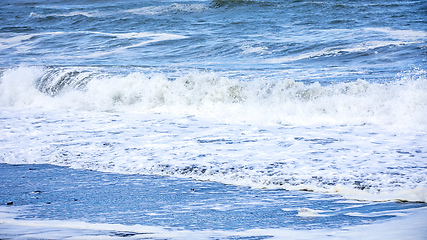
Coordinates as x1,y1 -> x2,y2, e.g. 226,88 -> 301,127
0,108 -> 425,202
297,208 -> 321,217
0,66 -> 426,202
240,44 -> 269,54
364,27 -> 427,39
345,209 -> 408,218
1,66 -> 426,129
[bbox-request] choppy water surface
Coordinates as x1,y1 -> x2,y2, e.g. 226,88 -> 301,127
0,1 -> 426,234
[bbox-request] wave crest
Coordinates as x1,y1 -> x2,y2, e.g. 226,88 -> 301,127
1,66 -> 426,129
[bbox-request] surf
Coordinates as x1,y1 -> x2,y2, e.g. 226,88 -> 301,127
1,66 -> 426,130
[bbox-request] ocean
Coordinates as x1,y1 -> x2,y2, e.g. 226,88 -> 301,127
0,0 -> 426,239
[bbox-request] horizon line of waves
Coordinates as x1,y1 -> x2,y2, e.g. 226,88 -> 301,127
0,66 -> 426,128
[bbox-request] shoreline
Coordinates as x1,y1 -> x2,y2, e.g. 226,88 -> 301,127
1,163 -> 426,239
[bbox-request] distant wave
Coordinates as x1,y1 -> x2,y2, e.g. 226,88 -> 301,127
266,28 -> 427,64
125,3 -> 208,15
211,0 -> 278,8
30,11 -> 96,18
0,31 -> 188,60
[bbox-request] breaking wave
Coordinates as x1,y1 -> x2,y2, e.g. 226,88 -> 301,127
1,66 -> 426,129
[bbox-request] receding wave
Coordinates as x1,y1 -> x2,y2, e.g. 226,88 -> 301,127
1,66 -> 426,129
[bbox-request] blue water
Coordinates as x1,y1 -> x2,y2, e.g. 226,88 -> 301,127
1,164 -> 424,231
1,0 -> 426,82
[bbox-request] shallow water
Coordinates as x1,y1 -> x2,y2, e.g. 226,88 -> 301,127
1,107 -> 426,202
1,164 -> 426,238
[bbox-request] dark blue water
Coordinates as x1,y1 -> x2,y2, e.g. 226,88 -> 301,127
1,0 -> 426,82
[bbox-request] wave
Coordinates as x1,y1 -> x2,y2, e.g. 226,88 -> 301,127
126,3 -> 208,15
0,31 -> 187,60
266,40 -> 424,64
29,11 -> 96,19
266,28 -> 427,64
211,0 -> 279,8
28,3 -> 209,21
1,66 -> 426,129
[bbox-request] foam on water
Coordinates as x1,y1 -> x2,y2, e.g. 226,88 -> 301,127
0,66 -> 426,202
297,208 -> 322,217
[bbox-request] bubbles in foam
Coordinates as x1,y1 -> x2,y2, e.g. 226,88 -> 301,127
1,68 -> 426,202
0,66 -> 46,107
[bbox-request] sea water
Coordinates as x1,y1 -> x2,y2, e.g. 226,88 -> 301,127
0,0 -> 426,238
